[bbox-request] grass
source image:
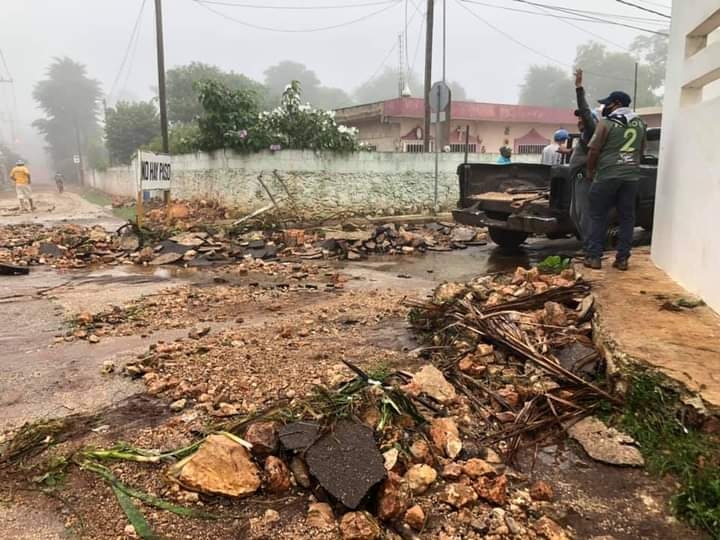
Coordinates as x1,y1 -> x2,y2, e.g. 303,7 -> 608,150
618,370 -> 720,537
80,189 -> 136,221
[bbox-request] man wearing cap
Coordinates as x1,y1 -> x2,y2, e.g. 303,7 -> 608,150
585,90 -> 647,270
541,129 -> 569,165
9,159 -> 35,212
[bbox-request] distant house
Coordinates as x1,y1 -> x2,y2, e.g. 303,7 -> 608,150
334,97 -> 576,156
335,97 -> 663,156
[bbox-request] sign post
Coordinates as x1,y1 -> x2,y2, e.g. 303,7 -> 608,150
430,81 -> 451,215
135,150 -> 172,227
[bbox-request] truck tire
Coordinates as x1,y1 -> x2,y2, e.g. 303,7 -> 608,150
488,228 -> 529,249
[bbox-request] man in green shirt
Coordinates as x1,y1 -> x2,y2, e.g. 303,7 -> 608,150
585,91 -> 646,271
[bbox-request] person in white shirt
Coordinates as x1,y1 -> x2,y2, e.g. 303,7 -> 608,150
541,129 -> 570,165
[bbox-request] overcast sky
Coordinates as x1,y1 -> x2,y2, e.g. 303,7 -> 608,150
1,0 -> 671,159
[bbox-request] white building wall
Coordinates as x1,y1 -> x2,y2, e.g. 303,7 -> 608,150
91,150 -> 540,218
652,2 -> 720,312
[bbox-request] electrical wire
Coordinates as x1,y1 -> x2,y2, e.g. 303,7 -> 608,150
455,0 -> 634,82
523,1 -> 632,51
459,0 -> 666,25
191,0 -> 401,32
119,5 -> 146,99
108,0 -> 147,101
0,48 -> 12,81
616,0 -> 670,19
198,0 -> 398,9
512,0 -> 668,35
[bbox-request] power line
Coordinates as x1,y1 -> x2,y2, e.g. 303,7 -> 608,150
191,0 -> 401,32
0,48 -> 12,82
108,0 -> 147,101
459,0 -> 666,25
616,0 -> 670,19
455,0 -> 633,82
199,0 -> 398,8
512,0 -> 669,35
120,5 -> 147,99
523,1 -> 632,51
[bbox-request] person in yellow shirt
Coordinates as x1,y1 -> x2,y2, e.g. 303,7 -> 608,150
9,159 -> 35,212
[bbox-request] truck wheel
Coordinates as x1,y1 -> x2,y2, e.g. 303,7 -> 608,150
488,228 -> 529,249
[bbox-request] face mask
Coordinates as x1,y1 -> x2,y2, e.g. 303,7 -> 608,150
601,105 -> 612,117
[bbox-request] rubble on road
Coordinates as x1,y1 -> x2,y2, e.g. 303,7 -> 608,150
0,214 -> 486,271
2,262 -> 655,539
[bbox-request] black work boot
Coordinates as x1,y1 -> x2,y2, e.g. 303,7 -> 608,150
583,256 -> 602,270
613,258 -> 629,271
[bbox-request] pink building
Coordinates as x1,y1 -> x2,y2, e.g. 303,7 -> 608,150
334,97 -> 576,156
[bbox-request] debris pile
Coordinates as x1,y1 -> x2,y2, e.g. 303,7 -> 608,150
0,219 -> 486,270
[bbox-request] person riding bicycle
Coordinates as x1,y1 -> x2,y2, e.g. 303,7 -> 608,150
54,171 -> 65,193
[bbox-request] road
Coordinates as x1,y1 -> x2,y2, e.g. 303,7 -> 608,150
0,186 -> 124,228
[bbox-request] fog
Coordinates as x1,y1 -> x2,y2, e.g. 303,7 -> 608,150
1,0 -> 670,167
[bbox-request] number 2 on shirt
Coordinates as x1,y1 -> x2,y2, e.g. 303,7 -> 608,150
621,127 -> 638,153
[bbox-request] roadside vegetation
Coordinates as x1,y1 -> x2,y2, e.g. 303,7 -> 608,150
80,189 -> 135,221
616,370 -> 720,537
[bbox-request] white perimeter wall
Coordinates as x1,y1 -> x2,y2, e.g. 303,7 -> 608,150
653,2 -> 720,312
90,150 -> 539,217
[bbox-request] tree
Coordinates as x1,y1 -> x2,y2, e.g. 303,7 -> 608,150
575,42 -> 661,108
518,37 -> 668,109
631,32 -> 669,95
33,57 -> 102,179
264,61 -> 352,109
354,67 -> 423,103
257,81 -> 358,151
166,62 -> 267,124
195,80 -> 262,152
519,65 -> 575,108
105,101 -> 160,164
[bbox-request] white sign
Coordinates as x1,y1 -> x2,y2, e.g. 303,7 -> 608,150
73,154 -> 80,164
137,150 -> 171,191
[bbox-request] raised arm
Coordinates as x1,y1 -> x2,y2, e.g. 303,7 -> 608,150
575,68 -> 596,142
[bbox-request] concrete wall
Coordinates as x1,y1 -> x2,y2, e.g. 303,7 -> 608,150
90,149 -> 540,217
652,2 -> 720,312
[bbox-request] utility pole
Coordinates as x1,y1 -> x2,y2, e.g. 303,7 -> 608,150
154,0 -> 169,154
633,61 -> 639,109
423,0 -> 434,152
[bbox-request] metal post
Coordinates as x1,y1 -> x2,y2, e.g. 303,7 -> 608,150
463,124 -> 470,164
633,61 -> 639,109
434,115 -> 440,214
154,0 -> 169,154
442,0 -> 447,82
72,115 -> 85,186
423,0 -> 434,152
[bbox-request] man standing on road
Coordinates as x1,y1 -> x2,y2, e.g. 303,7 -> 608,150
565,68 -> 597,252
9,159 -> 35,212
541,129 -> 569,165
585,91 -> 647,271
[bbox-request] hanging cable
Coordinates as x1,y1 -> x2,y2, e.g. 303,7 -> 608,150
198,0 -> 399,9
616,0 -> 670,19
455,0 -> 634,82
511,0 -> 668,35
108,0 -> 147,101
191,0 -> 401,32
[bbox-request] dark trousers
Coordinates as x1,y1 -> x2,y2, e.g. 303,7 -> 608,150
587,178 -> 639,260
569,169 -> 592,251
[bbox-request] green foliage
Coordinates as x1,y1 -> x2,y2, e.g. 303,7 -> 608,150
519,65 -> 575,108
105,101 -> 160,165
264,60 -> 351,109
519,35 -> 668,108
354,67 -> 468,104
166,62 -> 268,123
195,79 -> 263,152
620,371 -> 720,537
146,122 -> 202,156
257,81 -> 358,152
537,255 -> 571,274
85,136 -> 109,171
32,57 -> 103,176
194,80 -> 358,153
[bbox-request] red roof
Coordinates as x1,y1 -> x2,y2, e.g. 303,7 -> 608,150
514,128 -> 550,145
382,97 -> 574,124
